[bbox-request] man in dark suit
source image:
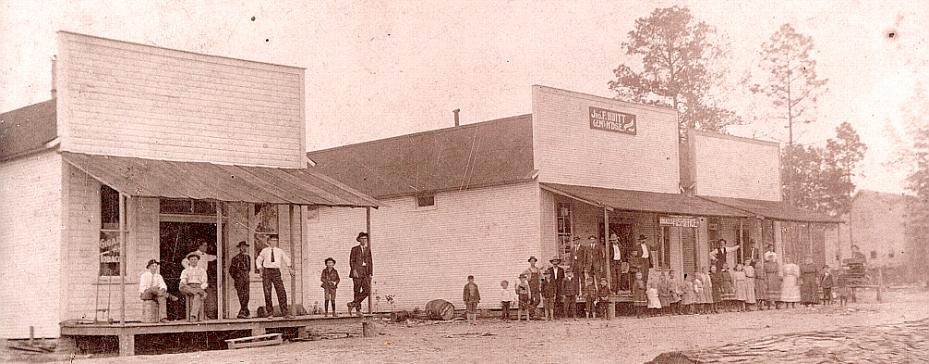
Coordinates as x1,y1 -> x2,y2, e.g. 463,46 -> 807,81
546,258 -> 565,317
348,232 -> 373,317
229,241 -> 252,318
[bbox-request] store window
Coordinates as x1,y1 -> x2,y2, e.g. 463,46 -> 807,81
254,204 -> 279,257
99,185 -> 120,276
416,194 -> 435,208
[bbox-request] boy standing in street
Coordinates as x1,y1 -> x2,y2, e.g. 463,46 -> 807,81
463,275 -> 481,325
321,257 -> 340,317
499,280 -> 514,320
562,270 -> 579,320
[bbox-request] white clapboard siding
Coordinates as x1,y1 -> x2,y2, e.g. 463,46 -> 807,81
303,182 -> 542,312
691,130 -> 781,201
56,32 -> 305,168
0,150 -> 63,338
63,165 -> 161,322
532,86 -> 681,194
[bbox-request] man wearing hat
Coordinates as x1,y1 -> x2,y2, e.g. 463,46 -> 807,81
256,235 -> 294,318
348,232 -> 373,316
180,253 -> 209,321
139,259 -> 169,322
229,241 -> 252,319
636,234 -> 653,283
545,257 -> 565,318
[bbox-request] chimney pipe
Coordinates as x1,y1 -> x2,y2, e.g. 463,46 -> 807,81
51,55 -> 57,99
453,108 -> 460,127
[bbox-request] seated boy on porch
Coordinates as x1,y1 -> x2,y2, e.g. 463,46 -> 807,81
180,253 -> 209,321
139,259 -> 175,323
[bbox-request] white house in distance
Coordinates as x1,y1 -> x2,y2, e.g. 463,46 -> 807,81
304,85 -> 840,313
0,31 -> 377,341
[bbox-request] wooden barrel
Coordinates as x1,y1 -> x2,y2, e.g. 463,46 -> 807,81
424,299 -> 456,320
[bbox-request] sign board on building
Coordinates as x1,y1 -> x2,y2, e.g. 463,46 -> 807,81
659,215 -> 699,228
589,106 -> 637,135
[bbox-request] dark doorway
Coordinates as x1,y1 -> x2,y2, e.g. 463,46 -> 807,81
159,222 -> 217,320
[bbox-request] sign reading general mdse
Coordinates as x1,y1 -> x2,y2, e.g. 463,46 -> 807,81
589,106 -> 636,135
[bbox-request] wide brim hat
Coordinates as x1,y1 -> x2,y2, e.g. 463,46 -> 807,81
637,234 -> 648,241
146,259 -> 160,268
185,252 -> 201,260
324,257 -> 336,264
356,232 -> 369,242
549,257 -> 562,264
527,256 -> 538,263
236,241 -> 249,248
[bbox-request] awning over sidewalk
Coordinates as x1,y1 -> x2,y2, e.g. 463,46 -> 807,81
699,196 -> 841,223
62,152 -> 378,207
541,183 -> 748,217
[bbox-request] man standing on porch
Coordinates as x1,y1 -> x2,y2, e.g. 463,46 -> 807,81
229,241 -> 252,319
181,239 -> 217,269
348,232 -> 373,317
139,259 -> 169,323
256,235 -> 294,319
179,253 -> 208,321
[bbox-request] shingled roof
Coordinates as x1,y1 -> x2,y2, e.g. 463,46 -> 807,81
0,99 -> 57,160
306,114 -> 536,199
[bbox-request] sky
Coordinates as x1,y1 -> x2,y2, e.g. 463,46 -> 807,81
2,0 -> 927,193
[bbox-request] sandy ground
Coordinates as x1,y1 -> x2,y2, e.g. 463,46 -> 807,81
12,290 -> 929,364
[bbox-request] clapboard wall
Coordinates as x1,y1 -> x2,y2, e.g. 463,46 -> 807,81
55,32 -> 305,168
304,182 -> 541,311
0,150 -> 63,338
532,86 -> 681,194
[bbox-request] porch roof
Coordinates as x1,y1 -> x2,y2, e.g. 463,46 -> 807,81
542,183 -> 749,217
698,196 -> 842,223
62,152 -> 378,207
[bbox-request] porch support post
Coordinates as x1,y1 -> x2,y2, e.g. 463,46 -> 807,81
603,206 -> 614,319
216,201 -> 224,320
118,193 -> 127,325
289,205 -> 297,312
739,219 -> 745,262
366,207 -> 372,315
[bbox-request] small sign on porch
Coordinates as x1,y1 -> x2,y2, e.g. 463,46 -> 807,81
659,215 -> 699,228
589,106 -> 636,135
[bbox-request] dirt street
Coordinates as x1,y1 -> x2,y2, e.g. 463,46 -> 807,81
35,290 -> 929,363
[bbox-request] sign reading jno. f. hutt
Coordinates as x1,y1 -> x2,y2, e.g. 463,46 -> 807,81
589,106 -> 636,135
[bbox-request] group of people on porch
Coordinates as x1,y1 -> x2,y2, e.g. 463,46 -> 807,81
137,232 -> 375,322
498,235 -> 846,321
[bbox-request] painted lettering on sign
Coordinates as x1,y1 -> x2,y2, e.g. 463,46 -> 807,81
589,106 -> 636,135
659,215 -> 699,228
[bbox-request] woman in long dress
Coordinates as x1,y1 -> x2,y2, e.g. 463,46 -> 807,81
753,258 -> 767,310
742,260 -> 757,308
682,274 -> 696,314
657,270 -> 672,314
701,268 -> 714,314
732,264 -> 748,311
799,256 -> 820,306
763,254 -> 782,309
709,265 -> 722,313
781,258 -> 801,308
720,264 -> 736,311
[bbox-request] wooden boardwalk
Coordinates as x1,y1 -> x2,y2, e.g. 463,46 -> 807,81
61,315 -> 366,356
